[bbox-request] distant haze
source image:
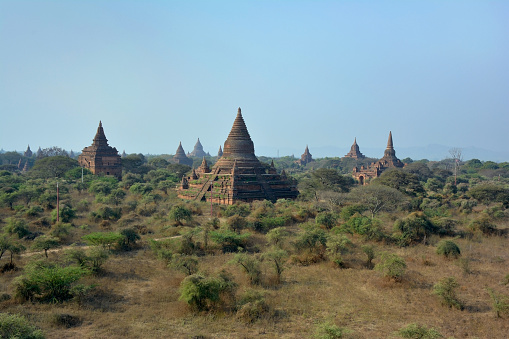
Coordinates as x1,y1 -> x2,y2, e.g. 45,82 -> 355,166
1,2 -> 508,161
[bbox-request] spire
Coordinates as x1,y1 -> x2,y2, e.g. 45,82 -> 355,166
387,131 -> 394,150
92,121 -> 108,146
217,145 -> 223,157
354,137 -> 357,145
175,142 -> 186,156
222,107 -> 255,156
191,168 -> 198,180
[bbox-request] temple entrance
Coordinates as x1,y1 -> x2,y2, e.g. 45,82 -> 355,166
359,175 -> 364,185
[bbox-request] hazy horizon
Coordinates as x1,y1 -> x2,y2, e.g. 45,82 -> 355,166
1,1 -> 508,159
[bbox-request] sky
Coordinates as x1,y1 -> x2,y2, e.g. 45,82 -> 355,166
1,1 -> 508,160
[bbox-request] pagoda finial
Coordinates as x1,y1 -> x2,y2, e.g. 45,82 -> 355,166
237,107 -> 241,116
387,131 -> 394,149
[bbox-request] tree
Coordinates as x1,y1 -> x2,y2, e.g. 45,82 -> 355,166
29,156 -> 78,178
0,313 -> 45,339
32,236 -> 60,258
119,228 -> 140,250
82,232 -> 123,250
266,227 -> 289,248
486,288 -> 509,318
326,234 -> 353,267
230,253 -> 262,285
375,252 -> 406,281
375,169 -> 424,196
403,162 -> 433,182
393,212 -> 438,246
5,218 -> 31,239
299,168 -> 355,201
315,212 -> 339,230
169,254 -> 199,275
168,205 -> 192,226
436,240 -> 461,259
432,277 -> 464,310
262,250 -> 288,284
395,323 -> 442,339
210,229 -> 250,253
294,223 -> 327,254
349,184 -> 405,218
179,272 -> 237,312
468,184 -> 509,207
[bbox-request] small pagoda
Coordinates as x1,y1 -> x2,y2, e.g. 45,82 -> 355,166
217,145 -> 223,157
24,145 -> 33,157
78,121 -> 122,179
344,138 -> 365,159
296,145 -> 314,166
178,108 -> 298,204
352,131 -> 404,185
173,142 -> 193,167
188,138 -> 209,157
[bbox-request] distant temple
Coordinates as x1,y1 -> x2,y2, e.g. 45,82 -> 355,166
188,138 -> 209,157
78,121 -> 122,179
296,145 -> 314,166
217,145 -> 223,157
173,142 -> 193,167
23,145 -> 33,158
352,131 -> 404,185
344,138 -> 365,159
178,108 -> 298,204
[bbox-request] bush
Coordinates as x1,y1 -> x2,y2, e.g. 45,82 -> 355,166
393,212 -> 438,246
223,203 -> 251,217
0,313 -> 45,339
326,234 -> 353,267
315,212 -> 339,230
396,323 -> 442,338
266,227 -> 289,248
210,229 -> 250,253
339,204 -> 367,221
5,217 -> 31,238
230,253 -> 262,285
294,223 -> 327,254
436,240 -> 461,259
314,322 -> 351,339
89,206 -> 122,222
486,288 -> 509,318
226,215 -> 248,233
468,214 -> 497,235
344,215 -> 384,241
51,204 -> 77,223
82,232 -> 124,250
169,254 -> 199,275
25,205 -> 44,217
375,252 -> 406,281
179,272 -> 237,312
361,245 -> 375,269
432,277 -> 464,310
168,205 -> 192,226
14,263 -> 89,303
236,289 -> 271,323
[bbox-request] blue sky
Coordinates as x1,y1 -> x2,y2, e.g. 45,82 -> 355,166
1,1 -> 508,160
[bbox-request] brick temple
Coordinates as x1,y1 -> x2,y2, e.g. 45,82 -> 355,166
344,138 -> 365,159
173,142 -> 193,167
178,108 -> 298,204
296,145 -> 314,166
352,131 -> 404,185
78,121 -> 122,179
188,138 -> 209,157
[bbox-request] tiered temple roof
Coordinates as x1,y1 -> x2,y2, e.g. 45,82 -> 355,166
189,138 -> 209,157
344,138 -> 365,159
178,107 -> 298,204
352,131 -> 404,185
173,142 -> 193,167
217,145 -> 223,157
296,145 -> 314,166
24,145 -> 33,158
78,121 -> 122,179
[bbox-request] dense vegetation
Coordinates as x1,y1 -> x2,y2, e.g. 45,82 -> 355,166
0,151 -> 508,338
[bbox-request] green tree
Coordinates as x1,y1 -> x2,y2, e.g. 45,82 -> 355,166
169,254 -> 199,275
315,212 -> 339,230
375,169 -> 424,196
5,218 -> 31,239
179,272 -> 237,312
314,322 -> 351,339
32,236 -> 60,258
349,184 -> 405,218
0,313 -> 45,339
230,252 -> 262,285
119,228 -> 141,250
396,323 -> 442,339
29,156 -> 78,178
486,288 -> 509,318
468,184 -> 509,206
168,205 -> 192,226
262,249 -> 288,284
436,240 -> 461,259
82,232 -> 123,250
266,227 -> 289,248
210,229 -> 250,253
393,212 -> 437,246
294,223 -> 327,254
375,252 -> 406,281
432,277 -> 463,310
326,234 -> 353,267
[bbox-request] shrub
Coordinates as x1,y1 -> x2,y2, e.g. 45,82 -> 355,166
262,250 -> 288,285
314,322 -> 351,339
361,245 -> 375,269
31,236 -> 60,258
82,232 -> 123,250
89,206 -> 122,222
51,204 -> 77,223
236,289 -> 271,323
339,204 -> 367,221
315,212 -> 339,230
486,288 -> 509,318
168,205 -> 192,226
468,214 -> 497,235
396,323 -> 442,339
266,227 -> 289,248
432,277 -> 464,310
226,215 -> 248,233
230,253 -> 262,285
223,203 -> 251,217
210,229 -> 250,253
436,240 -> 461,259
375,252 -> 406,281
14,263 -> 88,303
0,313 -> 45,339
326,234 -> 353,267
5,217 -> 31,239
344,215 -> 384,241
294,223 -> 327,254
169,254 -> 199,275
25,205 -> 44,217
393,212 -> 438,246
179,272 -> 237,312
119,228 -> 141,250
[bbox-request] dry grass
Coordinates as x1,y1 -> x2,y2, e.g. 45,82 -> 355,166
0,231 -> 508,338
